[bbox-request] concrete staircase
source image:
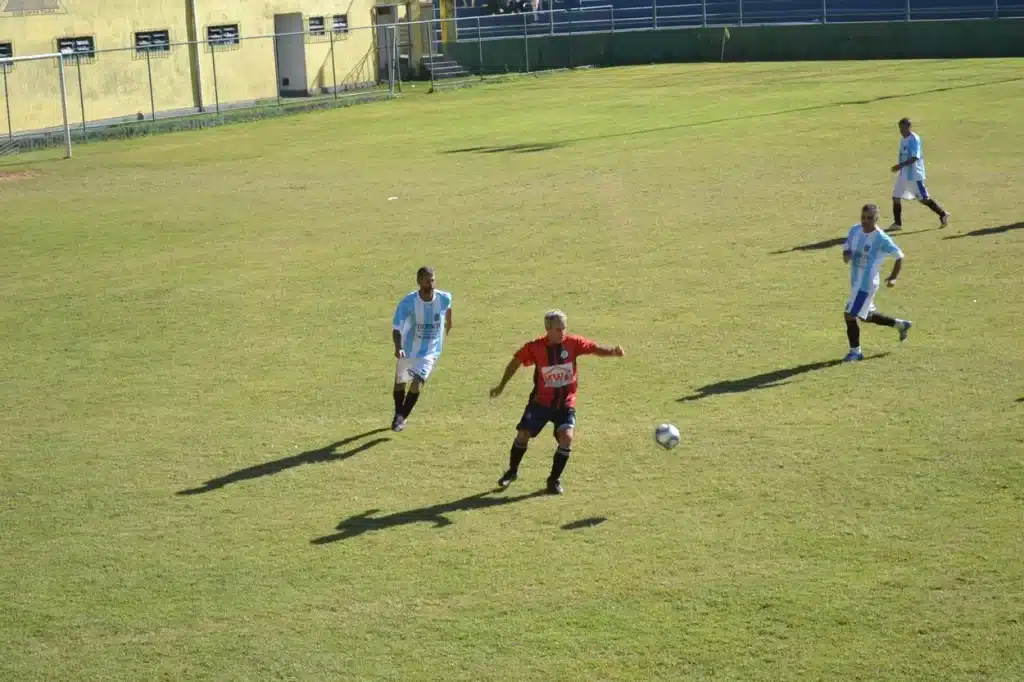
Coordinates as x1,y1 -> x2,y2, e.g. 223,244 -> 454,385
421,54 -> 472,80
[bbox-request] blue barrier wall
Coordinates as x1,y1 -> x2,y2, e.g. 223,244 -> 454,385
443,0 -> 1024,40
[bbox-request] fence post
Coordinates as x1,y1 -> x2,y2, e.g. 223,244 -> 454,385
57,55 -> 72,158
739,0 -> 744,26
477,17 -> 484,77
702,0 -> 707,26
329,29 -> 338,98
145,48 -> 156,122
993,0 -> 998,17
75,56 -> 86,133
393,25 -> 402,93
2,66 -> 11,141
427,19 -> 436,91
568,8 -> 573,68
653,0 -> 658,29
210,42 -> 221,114
523,13 -> 530,73
611,5 -> 615,32
822,0 -> 827,22
272,33 -> 282,106
905,0 -> 911,20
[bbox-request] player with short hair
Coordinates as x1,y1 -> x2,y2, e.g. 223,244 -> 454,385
890,117 -> 949,230
391,267 -> 452,432
489,310 -> 624,495
843,204 -> 912,362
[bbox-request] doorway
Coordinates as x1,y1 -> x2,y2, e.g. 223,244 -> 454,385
273,13 -> 308,96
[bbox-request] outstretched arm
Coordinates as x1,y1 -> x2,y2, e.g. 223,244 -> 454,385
490,358 -> 522,398
445,308 -> 453,335
592,343 -> 625,357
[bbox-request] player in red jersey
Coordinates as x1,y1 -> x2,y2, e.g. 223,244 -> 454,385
489,309 -> 625,495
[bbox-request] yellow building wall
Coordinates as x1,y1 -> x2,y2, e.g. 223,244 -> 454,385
0,0 -> 379,135
299,0 -> 378,94
1,0 -> 196,134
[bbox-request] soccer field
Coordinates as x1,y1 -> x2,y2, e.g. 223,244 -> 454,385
1,59 -> 1022,681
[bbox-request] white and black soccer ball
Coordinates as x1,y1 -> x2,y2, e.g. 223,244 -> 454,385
654,423 -> 681,450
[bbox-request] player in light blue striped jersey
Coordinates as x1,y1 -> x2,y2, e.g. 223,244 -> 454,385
391,267 -> 453,432
890,117 -> 949,230
842,204 -> 912,362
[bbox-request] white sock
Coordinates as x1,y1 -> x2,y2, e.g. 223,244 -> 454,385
850,346 -> 862,354
895,319 -> 907,329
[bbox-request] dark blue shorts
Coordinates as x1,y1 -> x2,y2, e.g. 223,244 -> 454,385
516,404 -> 576,438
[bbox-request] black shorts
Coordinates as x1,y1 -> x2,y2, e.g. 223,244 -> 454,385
516,403 -> 576,438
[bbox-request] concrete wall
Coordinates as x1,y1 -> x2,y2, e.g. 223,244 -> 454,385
446,18 -> 1024,73
0,0 -> 379,135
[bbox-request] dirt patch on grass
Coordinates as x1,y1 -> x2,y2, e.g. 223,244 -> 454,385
0,170 -> 39,182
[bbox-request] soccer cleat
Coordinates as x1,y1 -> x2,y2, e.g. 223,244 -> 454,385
899,321 -> 912,342
497,469 -> 518,489
391,414 -> 405,432
843,349 -> 864,363
546,478 -> 564,495
888,222 -> 903,232
940,213 -> 950,228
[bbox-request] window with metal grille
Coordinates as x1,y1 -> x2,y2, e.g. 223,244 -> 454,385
0,42 -> 12,73
207,24 -> 240,49
332,14 -> 348,34
308,16 -> 326,36
56,36 -> 95,62
135,30 -> 170,55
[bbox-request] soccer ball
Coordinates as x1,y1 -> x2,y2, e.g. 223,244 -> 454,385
654,423 -> 681,450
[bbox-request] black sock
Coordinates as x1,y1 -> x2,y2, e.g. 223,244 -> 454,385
549,445 -> 571,481
393,387 -> 406,414
845,318 -> 860,348
867,312 -> 896,327
509,442 -> 527,472
401,391 -> 420,417
923,198 -> 946,217
892,200 -> 902,225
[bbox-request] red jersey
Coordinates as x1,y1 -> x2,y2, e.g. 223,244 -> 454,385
515,334 -> 599,409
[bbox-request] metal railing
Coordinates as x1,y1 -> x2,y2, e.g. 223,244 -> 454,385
450,0 -> 1024,39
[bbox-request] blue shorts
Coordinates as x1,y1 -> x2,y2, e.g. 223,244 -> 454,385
516,404 -> 576,438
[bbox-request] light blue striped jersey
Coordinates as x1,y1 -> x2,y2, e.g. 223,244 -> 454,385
898,132 -> 926,182
392,290 -> 452,359
845,225 -> 904,292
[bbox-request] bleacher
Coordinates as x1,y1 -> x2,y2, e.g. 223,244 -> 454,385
440,0 -> 1024,42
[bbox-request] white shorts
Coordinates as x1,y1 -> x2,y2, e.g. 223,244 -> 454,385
845,286 -> 878,320
395,355 -> 437,384
892,175 -> 930,200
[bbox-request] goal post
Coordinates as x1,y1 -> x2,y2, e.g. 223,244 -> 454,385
0,51 -> 73,159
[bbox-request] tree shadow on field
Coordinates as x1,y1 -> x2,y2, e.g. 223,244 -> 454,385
442,77 -> 1023,155
311,490 -> 546,543
943,222 -> 1024,240
678,354 -> 889,402
176,429 -> 390,495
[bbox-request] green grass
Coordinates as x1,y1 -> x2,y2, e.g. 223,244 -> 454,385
2,59 -> 1022,681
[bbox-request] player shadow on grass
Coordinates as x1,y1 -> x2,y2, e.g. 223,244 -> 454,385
443,143 -> 564,154
176,429 -> 391,495
311,490 -> 547,543
561,517 -> 607,530
442,77 -> 1023,156
773,228 -> 936,254
677,354 -> 889,402
942,221 -> 1023,240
